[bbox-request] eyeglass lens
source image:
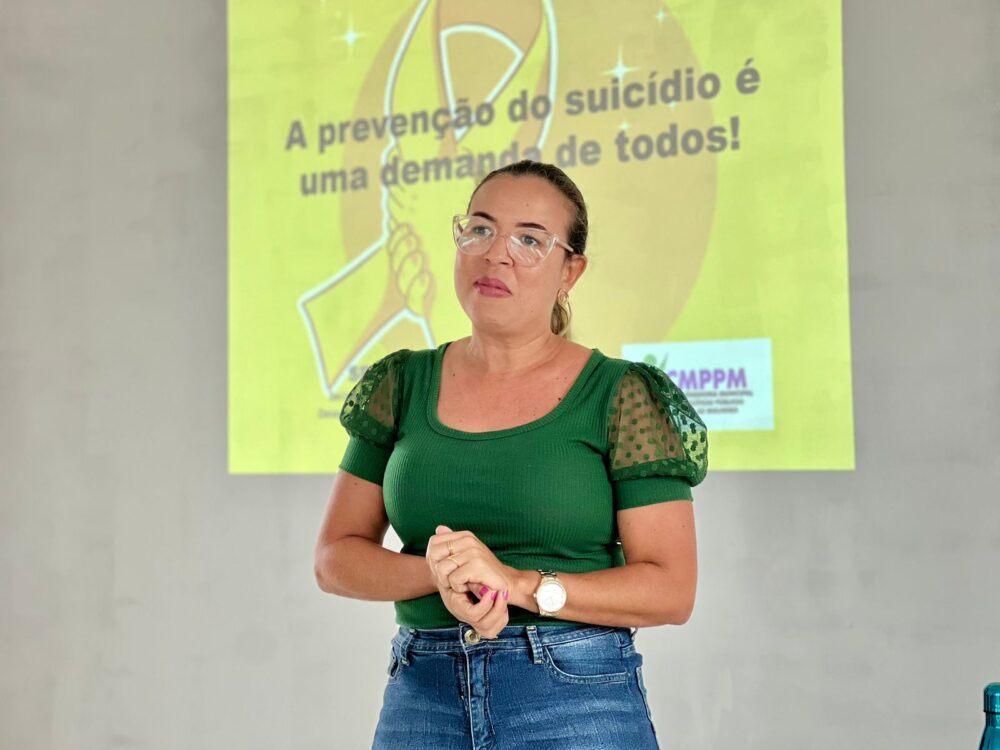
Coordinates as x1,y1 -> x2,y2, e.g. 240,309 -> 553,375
455,216 -> 553,264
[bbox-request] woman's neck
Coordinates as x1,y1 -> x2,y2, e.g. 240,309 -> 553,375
458,331 -> 566,379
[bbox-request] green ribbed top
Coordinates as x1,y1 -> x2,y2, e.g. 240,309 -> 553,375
338,341 -> 708,628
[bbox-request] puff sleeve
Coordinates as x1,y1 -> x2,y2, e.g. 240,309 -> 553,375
607,361 -> 709,510
337,349 -> 410,485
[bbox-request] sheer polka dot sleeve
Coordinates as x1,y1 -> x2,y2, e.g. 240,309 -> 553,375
607,362 -> 709,510
337,349 -> 411,485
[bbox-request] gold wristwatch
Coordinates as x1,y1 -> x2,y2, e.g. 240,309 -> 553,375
532,570 -> 567,617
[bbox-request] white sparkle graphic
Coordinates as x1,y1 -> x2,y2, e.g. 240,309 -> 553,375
656,8 -> 668,24
619,121 -> 631,131
602,46 -> 639,82
337,15 -> 367,57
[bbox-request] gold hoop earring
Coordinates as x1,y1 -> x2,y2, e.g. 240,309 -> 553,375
557,289 -> 572,318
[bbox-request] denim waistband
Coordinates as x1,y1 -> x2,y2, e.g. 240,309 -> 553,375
390,623 -> 639,665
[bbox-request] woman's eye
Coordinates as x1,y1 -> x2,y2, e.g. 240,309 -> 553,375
471,225 -> 493,237
516,234 -> 540,247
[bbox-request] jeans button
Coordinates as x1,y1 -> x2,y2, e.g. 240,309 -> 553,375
464,629 -> 481,645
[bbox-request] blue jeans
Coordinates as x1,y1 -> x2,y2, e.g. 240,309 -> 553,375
372,623 -> 660,749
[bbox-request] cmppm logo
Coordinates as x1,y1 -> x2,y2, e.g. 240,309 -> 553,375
642,351 -> 749,392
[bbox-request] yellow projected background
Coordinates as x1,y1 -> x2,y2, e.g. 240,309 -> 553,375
228,0 -> 854,473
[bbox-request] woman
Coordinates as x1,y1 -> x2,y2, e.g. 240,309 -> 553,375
314,160 -> 708,749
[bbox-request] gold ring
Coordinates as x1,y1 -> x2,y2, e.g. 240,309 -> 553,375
447,542 -> 456,556
447,553 -> 460,564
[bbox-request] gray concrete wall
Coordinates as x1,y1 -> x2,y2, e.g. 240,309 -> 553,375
2,1 -> 997,747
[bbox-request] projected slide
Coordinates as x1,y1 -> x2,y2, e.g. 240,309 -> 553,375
228,0 -> 854,473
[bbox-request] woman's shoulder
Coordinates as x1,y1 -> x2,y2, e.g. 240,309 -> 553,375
586,347 -> 636,381
362,344 -> 437,374
562,340 -> 595,358
595,353 -> 689,401
557,340 -> 600,375
587,352 -> 692,414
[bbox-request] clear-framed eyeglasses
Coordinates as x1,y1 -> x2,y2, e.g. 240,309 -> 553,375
452,214 -> 577,267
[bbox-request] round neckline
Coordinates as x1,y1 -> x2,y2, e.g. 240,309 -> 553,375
427,340 -> 603,440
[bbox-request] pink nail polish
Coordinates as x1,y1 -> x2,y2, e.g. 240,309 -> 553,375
502,590 -> 509,600
491,591 -> 498,601
479,586 -> 489,597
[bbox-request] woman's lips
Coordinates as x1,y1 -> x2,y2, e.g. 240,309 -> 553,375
475,279 -> 512,297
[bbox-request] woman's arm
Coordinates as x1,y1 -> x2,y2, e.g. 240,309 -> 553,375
314,470 -> 437,601
516,500 -> 697,627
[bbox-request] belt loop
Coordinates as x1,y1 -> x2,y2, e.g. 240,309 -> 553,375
630,626 -> 639,641
396,627 -> 416,665
525,625 -> 544,665
612,627 -> 629,650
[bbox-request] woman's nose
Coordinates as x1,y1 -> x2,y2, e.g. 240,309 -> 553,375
482,233 -> 514,264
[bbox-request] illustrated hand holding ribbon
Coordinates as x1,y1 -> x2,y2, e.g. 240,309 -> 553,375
383,145 -> 434,319
426,524 -> 512,638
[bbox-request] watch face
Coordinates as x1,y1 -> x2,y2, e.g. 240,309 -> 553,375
538,581 -> 567,612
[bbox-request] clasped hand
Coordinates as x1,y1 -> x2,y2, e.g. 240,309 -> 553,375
426,525 -> 514,638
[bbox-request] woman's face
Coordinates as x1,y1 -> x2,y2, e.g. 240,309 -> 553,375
454,174 -> 587,337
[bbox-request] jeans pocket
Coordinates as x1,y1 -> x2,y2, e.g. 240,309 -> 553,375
542,631 -> 629,685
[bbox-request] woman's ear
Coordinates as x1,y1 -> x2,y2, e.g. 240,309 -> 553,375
561,254 -> 588,292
